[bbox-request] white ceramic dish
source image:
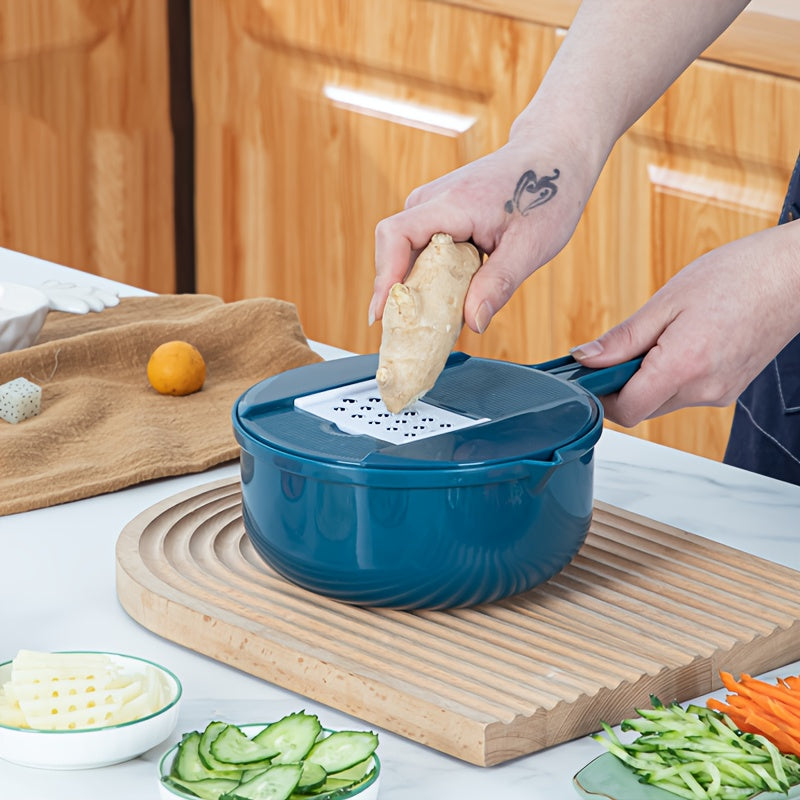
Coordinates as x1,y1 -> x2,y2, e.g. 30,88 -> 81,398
157,723 -> 381,800
0,282 -> 49,353
573,752 -> 800,800
0,280 -> 120,353
0,652 -> 182,770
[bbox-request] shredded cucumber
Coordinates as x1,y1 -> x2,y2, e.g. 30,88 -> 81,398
594,695 -> 800,800
163,713 -> 379,800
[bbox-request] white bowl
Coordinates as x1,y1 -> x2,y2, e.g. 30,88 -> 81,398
0,282 -> 49,353
158,723 -> 381,800
0,652 -> 182,770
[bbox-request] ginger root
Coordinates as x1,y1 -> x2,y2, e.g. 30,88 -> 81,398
376,233 -> 481,413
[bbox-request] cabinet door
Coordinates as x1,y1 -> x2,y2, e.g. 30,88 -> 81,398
192,0 -> 559,357
0,0 -> 175,291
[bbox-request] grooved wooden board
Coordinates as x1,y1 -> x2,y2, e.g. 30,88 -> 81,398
115,477 -> 800,766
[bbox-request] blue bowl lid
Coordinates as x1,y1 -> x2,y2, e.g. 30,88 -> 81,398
233,353 -> 601,468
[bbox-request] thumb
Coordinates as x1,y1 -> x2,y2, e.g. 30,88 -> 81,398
570,303 -> 671,367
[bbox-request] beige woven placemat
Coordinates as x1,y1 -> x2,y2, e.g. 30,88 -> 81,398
0,294 -> 322,515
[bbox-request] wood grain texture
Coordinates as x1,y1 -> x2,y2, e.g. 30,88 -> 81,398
116,477 -> 800,767
0,0 -> 175,291
432,1 -> 800,79
192,0 -> 557,358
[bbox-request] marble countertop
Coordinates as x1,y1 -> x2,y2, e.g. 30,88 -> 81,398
1,247 -> 799,799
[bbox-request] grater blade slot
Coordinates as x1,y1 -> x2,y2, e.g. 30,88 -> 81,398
294,378 -> 489,445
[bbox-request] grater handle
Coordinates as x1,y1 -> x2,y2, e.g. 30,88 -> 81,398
529,354 -> 643,397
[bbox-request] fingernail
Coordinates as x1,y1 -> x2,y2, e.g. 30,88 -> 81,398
474,300 -> 494,334
367,297 -> 377,327
570,340 -> 604,359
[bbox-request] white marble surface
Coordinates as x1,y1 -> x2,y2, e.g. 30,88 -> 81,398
1,248 -> 799,799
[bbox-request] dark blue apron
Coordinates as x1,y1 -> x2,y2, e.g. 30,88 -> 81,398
723,151 -> 800,485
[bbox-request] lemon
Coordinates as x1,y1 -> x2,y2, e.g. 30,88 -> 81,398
147,340 -> 206,396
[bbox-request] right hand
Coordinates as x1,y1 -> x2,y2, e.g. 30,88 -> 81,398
371,137 -> 598,334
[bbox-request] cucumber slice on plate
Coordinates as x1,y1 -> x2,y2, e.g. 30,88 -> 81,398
220,763 -> 302,800
164,776 -> 241,800
173,731 -> 244,782
199,722 -> 247,772
252,712 -> 322,764
306,731 -> 379,774
294,761 -> 327,793
211,724 -> 279,765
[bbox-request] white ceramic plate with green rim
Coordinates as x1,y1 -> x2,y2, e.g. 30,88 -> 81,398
157,723 -> 381,800
573,752 -> 800,800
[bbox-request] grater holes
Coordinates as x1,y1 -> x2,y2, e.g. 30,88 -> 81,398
294,377 -> 489,444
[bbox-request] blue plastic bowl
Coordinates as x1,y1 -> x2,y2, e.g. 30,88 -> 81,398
232,353 -> 639,609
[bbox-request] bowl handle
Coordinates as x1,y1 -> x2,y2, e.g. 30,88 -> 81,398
528,354 -> 643,397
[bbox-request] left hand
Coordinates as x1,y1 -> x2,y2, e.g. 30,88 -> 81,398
570,220 -> 800,425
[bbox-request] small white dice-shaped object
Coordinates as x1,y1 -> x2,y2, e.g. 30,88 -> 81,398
0,377 -> 42,424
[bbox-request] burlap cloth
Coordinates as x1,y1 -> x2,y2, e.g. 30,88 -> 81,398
0,294 -> 322,516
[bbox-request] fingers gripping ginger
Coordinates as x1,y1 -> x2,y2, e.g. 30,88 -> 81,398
376,233 -> 481,413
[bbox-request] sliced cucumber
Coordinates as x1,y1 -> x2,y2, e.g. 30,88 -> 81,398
211,723 -> 280,765
253,712 -> 322,764
220,763 -> 303,800
173,731 -> 244,782
294,761 -> 327,793
164,776 -> 241,800
302,763 -> 376,800
306,731 -> 378,774
241,768 -> 269,783
199,721 -> 247,772
165,719 -> 379,800
328,757 -> 373,781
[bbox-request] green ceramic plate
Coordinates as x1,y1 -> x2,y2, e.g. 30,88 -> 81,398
573,753 -> 800,800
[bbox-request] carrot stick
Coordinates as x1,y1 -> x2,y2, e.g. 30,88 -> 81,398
739,675 -> 800,712
710,671 -> 800,757
707,698 -> 759,733
742,709 -> 800,757
719,670 -> 742,693
764,696 -> 800,738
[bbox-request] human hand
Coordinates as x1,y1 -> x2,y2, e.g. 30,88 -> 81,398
570,221 -> 800,425
371,137 -> 597,334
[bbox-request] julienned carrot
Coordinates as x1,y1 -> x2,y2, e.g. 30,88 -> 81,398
708,697 -> 800,757
739,674 -> 800,713
765,696 -> 800,737
743,709 -> 800,757
706,697 -> 756,729
711,670 -> 800,758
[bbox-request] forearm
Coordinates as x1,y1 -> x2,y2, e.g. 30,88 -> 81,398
511,0 -> 751,167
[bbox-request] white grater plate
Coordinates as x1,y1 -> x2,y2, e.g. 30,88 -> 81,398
294,378 -> 489,445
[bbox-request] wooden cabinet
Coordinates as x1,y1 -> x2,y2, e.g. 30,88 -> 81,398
192,0 -> 559,357
192,0 -> 800,462
0,0 -> 175,291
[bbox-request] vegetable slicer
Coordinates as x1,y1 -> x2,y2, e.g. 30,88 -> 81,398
232,351 -> 640,608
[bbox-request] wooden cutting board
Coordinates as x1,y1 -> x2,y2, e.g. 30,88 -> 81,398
115,477 -> 800,767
